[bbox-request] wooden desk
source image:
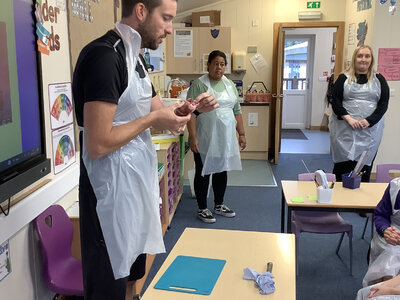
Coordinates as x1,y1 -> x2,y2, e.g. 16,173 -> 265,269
141,228 -> 296,300
280,180 -> 388,233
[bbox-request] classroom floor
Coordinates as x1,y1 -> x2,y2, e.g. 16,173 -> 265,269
281,129 -> 330,154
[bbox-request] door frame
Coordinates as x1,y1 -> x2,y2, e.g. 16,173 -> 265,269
269,21 -> 345,164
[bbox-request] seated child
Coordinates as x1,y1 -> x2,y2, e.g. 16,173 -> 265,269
362,178 -> 400,287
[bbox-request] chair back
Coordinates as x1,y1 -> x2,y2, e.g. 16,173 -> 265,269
376,164 -> 400,183
34,205 -> 74,285
298,172 -> 336,182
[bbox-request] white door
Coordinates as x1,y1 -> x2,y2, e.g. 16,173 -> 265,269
282,35 -> 314,129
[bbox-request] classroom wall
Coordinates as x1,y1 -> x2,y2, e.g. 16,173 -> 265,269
343,0 -> 375,70
174,0 -> 346,93
371,5 -> 400,167
0,1 -> 78,299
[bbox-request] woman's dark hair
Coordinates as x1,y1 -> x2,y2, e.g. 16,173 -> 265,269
207,50 -> 227,65
122,0 -> 163,18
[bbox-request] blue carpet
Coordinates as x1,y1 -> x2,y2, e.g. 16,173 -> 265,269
142,153 -> 372,300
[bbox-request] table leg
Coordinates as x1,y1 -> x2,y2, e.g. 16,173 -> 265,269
281,189 -> 285,233
287,207 -> 292,233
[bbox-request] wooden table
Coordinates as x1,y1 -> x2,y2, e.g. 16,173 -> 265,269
281,180 -> 388,233
141,227 -> 296,300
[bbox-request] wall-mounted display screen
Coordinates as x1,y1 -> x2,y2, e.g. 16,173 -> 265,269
0,0 -> 50,206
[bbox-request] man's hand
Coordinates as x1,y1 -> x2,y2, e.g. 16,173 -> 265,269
152,103 -> 191,135
195,92 -> 219,113
383,226 -> 400,246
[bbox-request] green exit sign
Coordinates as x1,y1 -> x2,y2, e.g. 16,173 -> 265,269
307,1 -> 321,8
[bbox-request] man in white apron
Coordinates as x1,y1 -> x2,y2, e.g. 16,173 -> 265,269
72,1 -> 218,299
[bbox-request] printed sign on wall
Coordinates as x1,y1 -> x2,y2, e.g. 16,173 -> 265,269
52,123 -> 76,174
48,82 -> 73,130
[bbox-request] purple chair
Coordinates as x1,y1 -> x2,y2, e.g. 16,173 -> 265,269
292,173 -> 353,275
34,205 -> 83,299
362,164 -> 400,239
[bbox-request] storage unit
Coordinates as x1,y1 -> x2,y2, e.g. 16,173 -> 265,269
240,104 -> 270,160
192,10 -> 221,27
166,27 -> 231,74
156,141 -> 182,226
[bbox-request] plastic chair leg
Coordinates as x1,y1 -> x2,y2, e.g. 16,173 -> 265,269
335,232 -> 345,254
361,218 -> 369,239
295,236 -> 299,276
370,218 -> 374,239
349,233 -> 353,276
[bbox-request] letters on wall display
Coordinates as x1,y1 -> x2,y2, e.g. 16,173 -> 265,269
35,0 -> 61,53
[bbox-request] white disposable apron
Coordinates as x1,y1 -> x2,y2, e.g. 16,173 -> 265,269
356,282 -> 400,300
82,22 -> 165,279
329,73 -> 384,166
196,74 -> 242,176
363,178 -> 400,287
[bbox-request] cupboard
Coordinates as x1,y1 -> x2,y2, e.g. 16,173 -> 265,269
166,27 -> 231,74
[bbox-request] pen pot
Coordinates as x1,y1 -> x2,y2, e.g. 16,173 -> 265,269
317,187 -> 333,203
342,173 -> 361,189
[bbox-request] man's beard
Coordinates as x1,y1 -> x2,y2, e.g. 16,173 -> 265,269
138,18 -> 159,50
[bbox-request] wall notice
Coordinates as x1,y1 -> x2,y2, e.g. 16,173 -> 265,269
378,48 -> 400,81
174,29 -> 193,58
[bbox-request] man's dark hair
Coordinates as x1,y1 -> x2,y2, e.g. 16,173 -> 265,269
122,0 -> 162,18
208,50 -> 227,65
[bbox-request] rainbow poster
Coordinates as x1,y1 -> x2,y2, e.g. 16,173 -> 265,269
52,123 -> 75,174
48,82 -> 73,129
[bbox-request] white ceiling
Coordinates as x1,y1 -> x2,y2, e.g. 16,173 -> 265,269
176,0 -> 217,14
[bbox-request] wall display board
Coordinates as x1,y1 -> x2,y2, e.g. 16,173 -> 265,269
67,0 -> 117,70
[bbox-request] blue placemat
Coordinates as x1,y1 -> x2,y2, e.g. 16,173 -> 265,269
154,255 -> 226,295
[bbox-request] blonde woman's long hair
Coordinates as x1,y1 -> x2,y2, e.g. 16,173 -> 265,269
346,45 -> 375,84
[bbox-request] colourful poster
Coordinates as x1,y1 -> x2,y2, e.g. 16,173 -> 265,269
48,82 -> 74,129
52,123 -> 76,174
378,48 -> 400,81
0,240 -> 11,282
357,0 -> 372,11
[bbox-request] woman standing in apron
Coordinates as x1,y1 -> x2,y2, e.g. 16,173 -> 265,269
187,50 -> 246,223
330,45 -> 390,182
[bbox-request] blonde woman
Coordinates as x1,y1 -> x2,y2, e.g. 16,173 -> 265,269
330,45 -> 390,182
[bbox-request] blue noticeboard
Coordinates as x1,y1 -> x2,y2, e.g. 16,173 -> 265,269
154,255 -> 226,295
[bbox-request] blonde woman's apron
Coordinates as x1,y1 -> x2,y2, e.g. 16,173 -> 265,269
82,22 -> 165,279
196,74 -> 242,176
329,74 -> 384,166
363,178 -> 400,287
